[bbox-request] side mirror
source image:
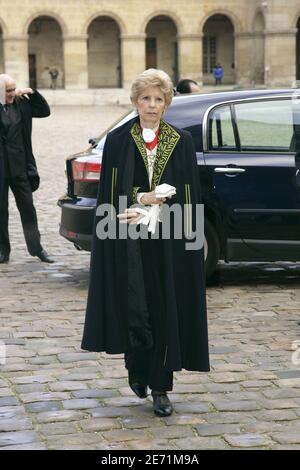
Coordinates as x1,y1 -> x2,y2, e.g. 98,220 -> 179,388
89,138 -> 97,148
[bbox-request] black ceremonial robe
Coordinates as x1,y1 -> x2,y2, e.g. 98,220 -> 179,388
81,117 -> 209,372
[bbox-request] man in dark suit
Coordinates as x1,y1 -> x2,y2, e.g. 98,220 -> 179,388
0,74 -> 54,264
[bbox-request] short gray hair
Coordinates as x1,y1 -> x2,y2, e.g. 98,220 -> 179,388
0,74 -> 16,86
0,74 -> 16,105
130,69 -> 174,107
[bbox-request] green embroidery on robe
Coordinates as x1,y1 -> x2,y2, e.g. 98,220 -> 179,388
111,167 -> 118,220
185,183 -> 192,237
130,120 -> 181,191
152,120 -> 180,190
130,123 -> 148,172
111,167 -> 117,206
132,186 -> 141,204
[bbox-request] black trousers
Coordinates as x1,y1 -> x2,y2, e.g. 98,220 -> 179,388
125,237 -> 173,392
0,175 -> 42,256
125,349 -> 173,393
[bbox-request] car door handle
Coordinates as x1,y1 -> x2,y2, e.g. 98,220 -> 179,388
214,167 -> 246,174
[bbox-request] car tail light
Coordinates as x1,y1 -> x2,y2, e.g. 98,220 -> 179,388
72,158 -> 101,182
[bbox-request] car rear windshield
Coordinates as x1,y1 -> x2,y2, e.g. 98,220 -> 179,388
95,110 -> 137,151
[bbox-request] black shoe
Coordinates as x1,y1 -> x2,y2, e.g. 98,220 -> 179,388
128,374 -> 148,399
152,391 -> 173,417
0,253 -> 9,263
37,249 -> 54,263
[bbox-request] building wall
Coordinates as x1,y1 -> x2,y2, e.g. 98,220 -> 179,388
0,0 -> 299,89
252,12 -> 265,85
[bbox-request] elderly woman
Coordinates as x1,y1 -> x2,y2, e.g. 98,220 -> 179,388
82,69 -> 209,417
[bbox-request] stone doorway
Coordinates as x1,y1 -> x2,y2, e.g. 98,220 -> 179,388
145,15 -> 178,84
28,16 -> 64,89
87,17 -> 122,88
203,14 -> 235,85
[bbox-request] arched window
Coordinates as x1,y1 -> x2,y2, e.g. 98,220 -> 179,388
146,16 -> 178,84
87,17 -> 121,88
28,16 -> 64,89
202,14 -> 235,85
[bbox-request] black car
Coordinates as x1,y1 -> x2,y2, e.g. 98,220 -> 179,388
58,89 -> 300,278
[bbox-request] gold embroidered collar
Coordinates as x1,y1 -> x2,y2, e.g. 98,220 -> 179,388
130,119 -> 180,190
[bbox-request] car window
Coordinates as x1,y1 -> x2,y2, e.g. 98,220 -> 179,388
209,105 -> 236,151
234,99 -> 295,152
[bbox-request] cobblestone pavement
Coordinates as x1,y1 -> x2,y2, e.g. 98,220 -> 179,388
1,105 -> 300,450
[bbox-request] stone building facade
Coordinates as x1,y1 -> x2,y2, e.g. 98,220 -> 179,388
0,0 -> 299,89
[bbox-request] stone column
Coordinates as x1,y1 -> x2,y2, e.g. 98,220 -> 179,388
264,29 -> 297,87
177,34 -> 203,85
235,32 -> 253,86
63,35 -> 88,89
121,34 -> 146,89
3,35 -> 29,86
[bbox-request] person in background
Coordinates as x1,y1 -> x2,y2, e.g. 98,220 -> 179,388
82,68 -> 209,417
0,74 -> 54,264
212,64 -> 224,85
176,78 -> 201,94
48,67 -> 59,90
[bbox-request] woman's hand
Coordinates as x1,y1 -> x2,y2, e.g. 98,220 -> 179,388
117,191 -> 166,224
15,88 -> 34,98
140,191 -> 166,205
117,209 -> 144,224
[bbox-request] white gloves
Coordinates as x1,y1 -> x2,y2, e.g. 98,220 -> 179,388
154,183 -> 176,199
135,184 -> 176,234
118,184 -> 176,233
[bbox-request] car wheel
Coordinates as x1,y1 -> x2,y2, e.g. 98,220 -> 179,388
204,219 -> 220,280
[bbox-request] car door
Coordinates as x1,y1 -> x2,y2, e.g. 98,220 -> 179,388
203,97 -> 300,261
